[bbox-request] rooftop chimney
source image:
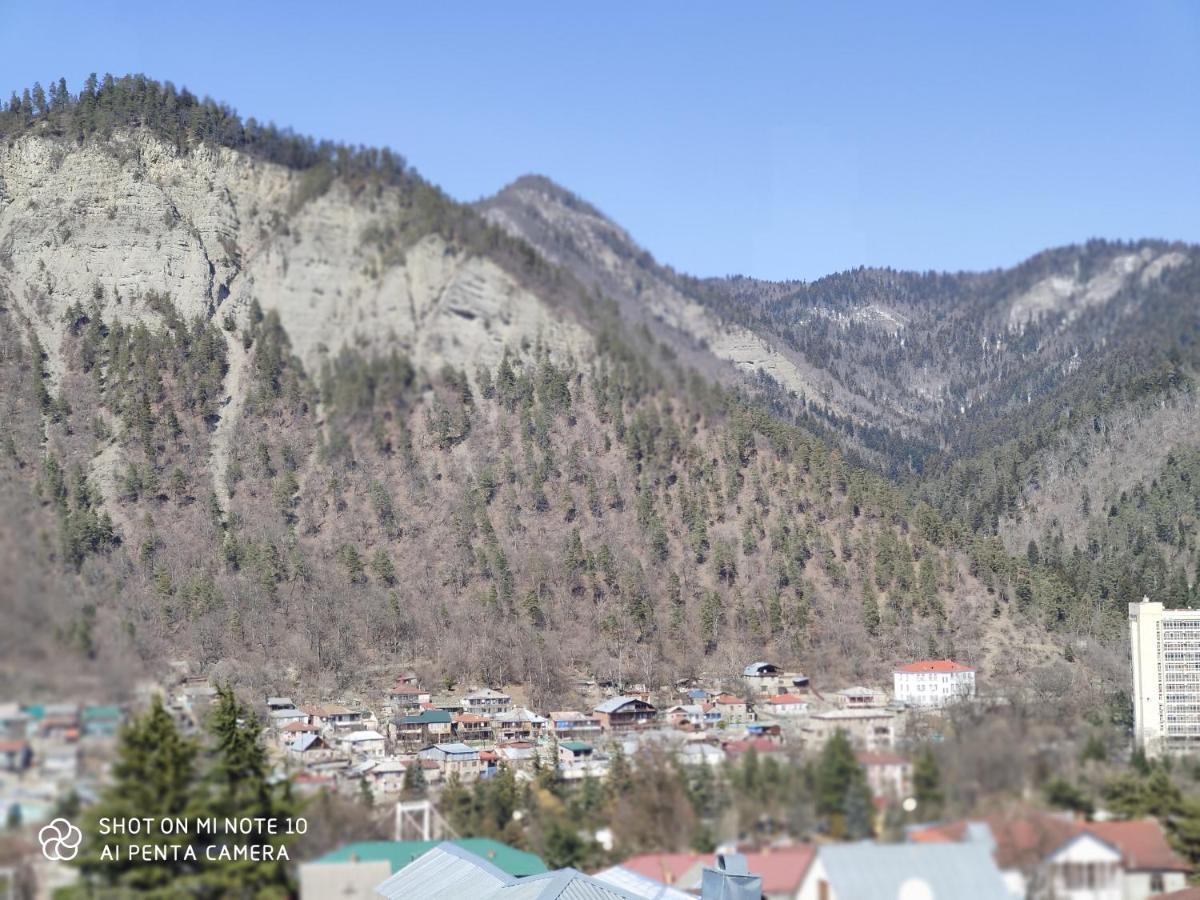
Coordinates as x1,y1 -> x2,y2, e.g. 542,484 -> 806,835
701,853 -> 763,900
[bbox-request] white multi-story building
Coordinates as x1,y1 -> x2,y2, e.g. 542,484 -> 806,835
1130,598 -> 1200,757
893,660 -> 975,708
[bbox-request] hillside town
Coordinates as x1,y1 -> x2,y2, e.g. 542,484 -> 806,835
2,650 -> 1196,898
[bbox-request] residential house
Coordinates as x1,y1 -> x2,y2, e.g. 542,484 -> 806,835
430,695 -> 465,714
713,693 -> 753,725
0,704 -> 31,740
418,743 -> 482,781
594,697 -> 657,732
39,744 -> 79,779
548,711 -> 603,741
370,841 -> 639,900
452,713 -> 494,745
292,771 -> 336,795
395,709 -> 453,748
269,707 -> 309,730
38,704 -> 80,742
680,742 -> 725,768
834,686 -> 888,709
304,838 -> 546,900
763,694 -> 808,717
620,846 -> 816,899
666,704 -> 706,729
302,704 -> 363,731
81,705 -> 123,740
0,740 -> 31,773
799,840 -> 1010,900
805,708 -> 899,751
462,689 -> 513,716
490,708 -> 546,742
177,679 -> 217,722
387,685 -> 428,715
289,733 -> 337,762
893,660 -> 976,708
496,742 -> 538,773
266,697 -> 295,712
856,751 -> 912,802
742,662 -> 810,698
277,721 -> 320,749
341,730 -> 386,759
361,758 -> 409,797
479,749 -> 499,778
909,809 -> 1191,900
723,737 -> 788,764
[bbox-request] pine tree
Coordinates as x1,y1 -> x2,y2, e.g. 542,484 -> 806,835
402,759 -> 427,798
75,697 -> 204,892
815,731 -> 872,839
197,685 -> 297,897
912,747 -> 943,818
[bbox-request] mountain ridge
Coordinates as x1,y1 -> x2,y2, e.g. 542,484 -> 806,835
0,75 -> 1195,714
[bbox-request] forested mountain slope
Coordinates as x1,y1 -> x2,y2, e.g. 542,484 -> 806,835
0,75 -> 1192,711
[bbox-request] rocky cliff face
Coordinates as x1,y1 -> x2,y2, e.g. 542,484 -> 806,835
0,133 -> 592,509
0,133 -> 590,380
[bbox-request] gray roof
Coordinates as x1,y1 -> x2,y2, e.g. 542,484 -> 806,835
374,842 -> 511,899
593,866 -> 693,900
292,733 -> 322,753
421,742 -> 478,758
493,869 -> 639,899
373,844 -> 638,900
594,696 -> 651,714
742,662 -> 778,676
817,841 -> 1011,899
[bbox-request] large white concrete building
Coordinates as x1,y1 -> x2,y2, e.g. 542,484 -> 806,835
1130,598 -> 1200,757
893,660 -> 976,708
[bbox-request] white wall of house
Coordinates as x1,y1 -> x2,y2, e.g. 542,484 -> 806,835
1046,833 -> 1122,900
893,670 -> 975,708
1121,869 -> 1187,900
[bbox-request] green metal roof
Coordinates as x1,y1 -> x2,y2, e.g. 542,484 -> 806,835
315,838 -> 547,877
82,705 -> 122,720
401,709 -> 452,724
559,741 -> 593,752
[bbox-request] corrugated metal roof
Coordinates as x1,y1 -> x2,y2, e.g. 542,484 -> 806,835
370,847 -> 636,900
593,866 -> 694,900
817,841 -> 1011,899
492,869 -> 640,899
374,843 -> 514,899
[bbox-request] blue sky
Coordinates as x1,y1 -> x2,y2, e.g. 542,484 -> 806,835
2,2 -> 1197,280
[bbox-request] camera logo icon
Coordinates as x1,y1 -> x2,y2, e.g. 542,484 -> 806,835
38,818 -> 83,861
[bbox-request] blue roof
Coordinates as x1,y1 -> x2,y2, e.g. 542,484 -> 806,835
817,841 -> 1011,899
431,742 -> 476,755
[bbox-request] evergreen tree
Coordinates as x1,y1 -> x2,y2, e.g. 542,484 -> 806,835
75,697 -> 204,892
197,685 -> 297,898
912,747 -> 943,819
815,731 -> 872,839
402,759 -> 427,798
